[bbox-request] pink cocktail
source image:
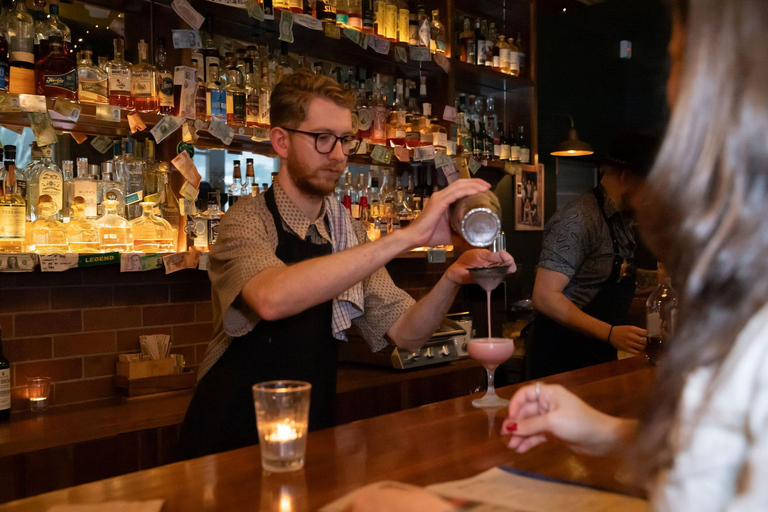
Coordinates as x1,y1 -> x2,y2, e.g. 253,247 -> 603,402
468,337 -> 515,408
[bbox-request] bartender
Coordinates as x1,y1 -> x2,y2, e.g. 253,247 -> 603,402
179,70 -> 515,459
525,135 -> 658,379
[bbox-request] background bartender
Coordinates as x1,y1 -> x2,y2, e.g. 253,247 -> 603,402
179,70 -> 515,459
525,137 -> 657,379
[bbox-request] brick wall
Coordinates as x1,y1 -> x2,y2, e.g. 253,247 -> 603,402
0,266 -> 214,411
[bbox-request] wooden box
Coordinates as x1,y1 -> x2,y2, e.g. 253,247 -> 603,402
113,370 -> 197,397
116,358 -> 175,380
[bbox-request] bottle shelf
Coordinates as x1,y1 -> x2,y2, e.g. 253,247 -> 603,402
451,59 -> 533,92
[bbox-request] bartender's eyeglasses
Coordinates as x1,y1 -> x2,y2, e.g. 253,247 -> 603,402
282,128 -> 361,156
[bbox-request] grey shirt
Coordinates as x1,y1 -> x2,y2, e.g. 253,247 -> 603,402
538,186 -> 635,308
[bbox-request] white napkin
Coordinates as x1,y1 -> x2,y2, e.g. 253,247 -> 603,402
48,500 -> 164,512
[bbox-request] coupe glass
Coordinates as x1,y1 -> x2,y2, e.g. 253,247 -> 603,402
468,337 -> 515,408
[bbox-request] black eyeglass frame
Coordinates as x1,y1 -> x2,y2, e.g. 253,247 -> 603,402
281,128 -> 361,156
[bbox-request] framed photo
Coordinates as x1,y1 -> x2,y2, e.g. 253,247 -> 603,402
515,164 -> 545,231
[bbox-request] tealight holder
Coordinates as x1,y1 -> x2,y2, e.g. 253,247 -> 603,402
253,380 -> 311,473
27,377 -> 51,412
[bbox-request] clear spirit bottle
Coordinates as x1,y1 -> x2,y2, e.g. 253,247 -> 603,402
228,160 -> 242,209
142,139 -> 160,198
77,49 -> 108,105
122,137 -> 145,220
98,162 -> 126,217
64,158 -> 98,219
244,158 -> 257,196
41,3 -> 70,56
130,202 -> 175,253
66,197 -> 101,253
0,145 -> 26,253
223,54 -> 246,125
645,263 -> 678,365
131,39 -> 158,113
257,60 -> 271,128
31,195 -> 67,254
105,37 -> 132,109
97,199 -> 133,253
155,38 -> 173,115
7,0 -> 35,95
28,145 -> 63,221
157,162 -> 180,251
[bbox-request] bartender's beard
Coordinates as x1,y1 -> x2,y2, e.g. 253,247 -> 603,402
286,147 -> 344,199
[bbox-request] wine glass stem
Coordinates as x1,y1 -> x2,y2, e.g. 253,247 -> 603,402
485,366 -> 498,398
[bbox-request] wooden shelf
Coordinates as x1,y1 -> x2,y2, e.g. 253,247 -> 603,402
452,59 -> 533,92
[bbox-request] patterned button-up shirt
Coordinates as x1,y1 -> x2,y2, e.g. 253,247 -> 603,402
198,180 -> 415,380
537,186 -> 635,308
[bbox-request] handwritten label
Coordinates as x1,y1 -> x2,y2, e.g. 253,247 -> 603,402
295,13 -> 323,30
39,254 -> 79,272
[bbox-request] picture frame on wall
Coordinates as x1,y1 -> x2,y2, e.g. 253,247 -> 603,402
515,164 -> 545,231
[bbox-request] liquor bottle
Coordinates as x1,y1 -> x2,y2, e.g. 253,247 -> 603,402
7,0 -> 35,94
507,37 -> 520,77
97,199 -> 133,252
407,0 -> 418,46
430,10 -> 445,54
77,48 -> 108,105
157,162 -> 181,250
485,22 -> 496,67
206,64 -> 226,123
156,38 -> 174,115
475,19 -> 485,66
109,139 -> 128,187
195,74 -> 207,121
317,0 -> 337,24
195,191 -> 222,249
35,35 -> 76,100
508,122 -> 520,161
66,197 -> 100,253
418,75 -> 430,117
478,118 -> 489,159
130,202 -> 175,253
105,38 -> 132,109
498,124 -> 509,160
123,138 -> 146,219
28,145 -> 62,221
142,140 -> 160,197
245,67 -> 259,127
518,125 -> 530,164
200,17 -> 219,85
348,0 -> 363,30
98,161 -> 126,217
131,39 -> 158,113
456,113 -> 471,155
396,0 -> 408,44
64,158 -> 98,219
336,0 -> 349,26
431,117 -> 447,151
362,0 -> 374,34
245,159 -> 257,196
645,263 -> 678,365
384,0 -> 397,42
31,194 -> 67,253
274,0 -> 289,12
289,0 -> 303,14
496,35 -> 510,74
370,88 -> 387,145
0,145 -> 26,253
228,160 -> 242,208
41,3 -> 70,57
0,327 -> 10,421
416,2 -> 429,48
464,17 -> 476,65
257,60 -> 271,128
223,56 -> 246,125
0,30 -> 9,92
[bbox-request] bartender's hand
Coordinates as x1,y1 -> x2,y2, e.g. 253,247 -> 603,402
608,325 -> 648,354
346,486 -> 452,512
445,249 -> 516,285
502,383 -> 634,457
404,178 -> 491,248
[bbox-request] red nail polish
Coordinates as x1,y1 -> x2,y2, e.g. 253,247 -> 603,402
506,423 -> 517,432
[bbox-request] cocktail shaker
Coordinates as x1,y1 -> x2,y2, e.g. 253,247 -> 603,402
449,190 -> 502,247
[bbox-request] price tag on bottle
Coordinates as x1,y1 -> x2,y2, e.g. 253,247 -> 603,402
371,144 -> 393,164
394,46 -> 408,63
127,112 -> 147,133
394,145 -> 410,162
179,180 -> 200,202
468,158 -> 482,175
442,105 -> 457,123
413,145 -> 436,162
245,0 -> 264,21
19,94 -> 47,113
442,162 -> 460,184
52,97 -> 81,122
172,151 -> 202,188
409,46 -> 431,62
172,0 -> 204,29
28,112 -> 58,147
90,135 -> 114,154
324,23 -> 341,39
278,11 -> 295,43
96,104 -> 121,123
368,36 -> 390,55
434,52 -> 451,73
295,13 -> 323,30
434,152 -> 452,169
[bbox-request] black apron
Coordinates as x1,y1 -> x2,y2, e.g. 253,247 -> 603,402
179,187 -> 339,460
525,188 -> 636,380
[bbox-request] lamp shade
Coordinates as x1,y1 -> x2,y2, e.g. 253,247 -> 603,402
551,117 -> 594,157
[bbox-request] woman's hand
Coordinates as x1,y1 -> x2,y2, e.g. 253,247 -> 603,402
501,383 -> 634,456
445,249 -> 516,285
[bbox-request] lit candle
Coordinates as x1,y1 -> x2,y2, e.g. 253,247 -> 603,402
265,421 -> 302,458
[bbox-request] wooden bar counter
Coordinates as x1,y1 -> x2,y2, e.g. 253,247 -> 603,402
0,357 -> 654,511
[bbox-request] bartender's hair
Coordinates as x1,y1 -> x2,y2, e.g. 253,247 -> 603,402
633,0 -> 768,481
270,69 -> 357,129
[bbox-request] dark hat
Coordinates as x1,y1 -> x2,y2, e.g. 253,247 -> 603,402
601,131 -> 661,178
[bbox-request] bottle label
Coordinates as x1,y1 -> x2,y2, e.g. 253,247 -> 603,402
16,179 -> 26,199
500,48 -> 510,69
79,79 -> 109,103
494,144 -> 501,157
44,69 -> 78,93
10,50 -> 34,65
39,170 -> 63,211
646,312 -> 661,337
0,368 -> 10,411
433,132 -> 447,147
233,94 -> 246,121
131,71 -> 155,97
422,103 -> 432,117
208,218 -> 220,246
73,181 -> 98,217
500,144 -> 510,160
509,51 -> 520,72
108,68 -> 131,92
520,147 -> 530,164
0,204 -> 25,240
477,41 -> 486,64
208,88 -> 227,118
246,97 -> 259,125
510,145 -> 521,161
357,107 -> 373,131
9,66 -> 35,95
258,92 -> 270,125
159,73 -> 174,107
492,56 -> 500,68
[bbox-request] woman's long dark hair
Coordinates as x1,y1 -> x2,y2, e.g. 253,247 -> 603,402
633,0 -> 768,480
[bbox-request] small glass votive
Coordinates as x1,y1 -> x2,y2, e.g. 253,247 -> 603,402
253,380 -> 311,473
27,377 -> 51,412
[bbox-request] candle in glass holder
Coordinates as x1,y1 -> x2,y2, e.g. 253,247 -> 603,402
27,377 -> 51,412
253,381 -> 311,473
